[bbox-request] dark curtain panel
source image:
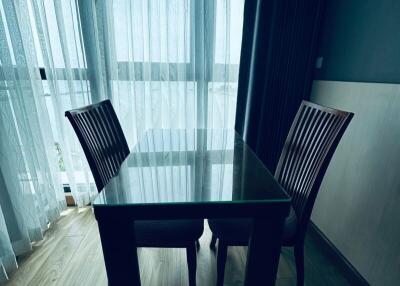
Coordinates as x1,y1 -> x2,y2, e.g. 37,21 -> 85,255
235,0 -> 325,172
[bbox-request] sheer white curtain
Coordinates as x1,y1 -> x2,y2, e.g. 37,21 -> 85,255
0,0 -> 244,281
33,0 -> 97,205
78,0 -> 244,147
0,0 -> 94,281
77,0 -> 244,213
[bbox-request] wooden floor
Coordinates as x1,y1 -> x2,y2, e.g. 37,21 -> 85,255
6,207 -> 351,286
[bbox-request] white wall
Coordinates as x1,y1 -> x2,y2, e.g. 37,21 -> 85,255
310,80 -> 400,286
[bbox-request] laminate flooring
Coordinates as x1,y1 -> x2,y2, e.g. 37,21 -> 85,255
5,207 -> 352,286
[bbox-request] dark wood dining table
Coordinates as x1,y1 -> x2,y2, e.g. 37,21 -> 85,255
93,129 -> 291,285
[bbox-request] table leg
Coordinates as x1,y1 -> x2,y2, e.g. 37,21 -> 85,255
97,219 -> 141,285
244,217 -> 285,286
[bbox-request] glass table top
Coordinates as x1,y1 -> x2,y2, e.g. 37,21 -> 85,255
93,129 -> 289,206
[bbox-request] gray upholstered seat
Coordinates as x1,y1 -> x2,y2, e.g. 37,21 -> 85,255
208,206 -> 297,245
135,220 -> 204,247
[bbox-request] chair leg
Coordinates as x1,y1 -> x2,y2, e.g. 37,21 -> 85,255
216,241 -> 228,286
210,234 -> 217,251
294,244 -> 305,286
186,244 -> 197,286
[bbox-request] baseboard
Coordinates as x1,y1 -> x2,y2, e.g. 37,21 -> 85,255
308,221 -> 370,286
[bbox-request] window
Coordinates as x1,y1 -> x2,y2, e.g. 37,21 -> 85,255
3,0 -> 244,190
105,0 -> 244,130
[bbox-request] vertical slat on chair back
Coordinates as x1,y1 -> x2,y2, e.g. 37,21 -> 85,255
275,100 -> 353,238
65,100 -> 129,191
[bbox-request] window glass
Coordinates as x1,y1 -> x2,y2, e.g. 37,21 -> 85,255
207,82 -> 238,129
214,0 -> 244,64
210,164 -> 233,200
113,0 -> 190,63
42,0 -> 85,68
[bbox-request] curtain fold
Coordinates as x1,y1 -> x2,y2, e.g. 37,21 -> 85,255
0,0 -> 67,280
41,0 -> 97,205
0,0 -> 96,281
235,0 -> 325,172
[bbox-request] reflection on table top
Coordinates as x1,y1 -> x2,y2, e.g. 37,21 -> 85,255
93,129 -> 289,206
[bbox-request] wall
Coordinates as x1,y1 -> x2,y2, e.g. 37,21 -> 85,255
310,1 -> 400,285
314,0 -> 400,83
311,81 -> 400,286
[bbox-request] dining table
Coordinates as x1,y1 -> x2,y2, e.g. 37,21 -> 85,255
93,129 -> 291,285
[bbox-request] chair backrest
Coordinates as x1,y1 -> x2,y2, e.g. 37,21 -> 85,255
65,100 -> 129,191
275,100 -> 353,239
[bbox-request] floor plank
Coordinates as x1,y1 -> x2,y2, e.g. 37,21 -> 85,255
6,207 -> 351,286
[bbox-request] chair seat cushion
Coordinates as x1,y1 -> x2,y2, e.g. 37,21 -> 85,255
134,219 -> 204,247
208,207 -> 297,245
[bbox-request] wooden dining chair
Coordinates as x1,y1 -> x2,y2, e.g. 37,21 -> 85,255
208,100 -> 354,286
65,100 -> 203,286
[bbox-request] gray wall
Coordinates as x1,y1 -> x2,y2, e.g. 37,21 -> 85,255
310,1 -> 400,285
311,81 -> 400,286
315,0 -> 400,83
